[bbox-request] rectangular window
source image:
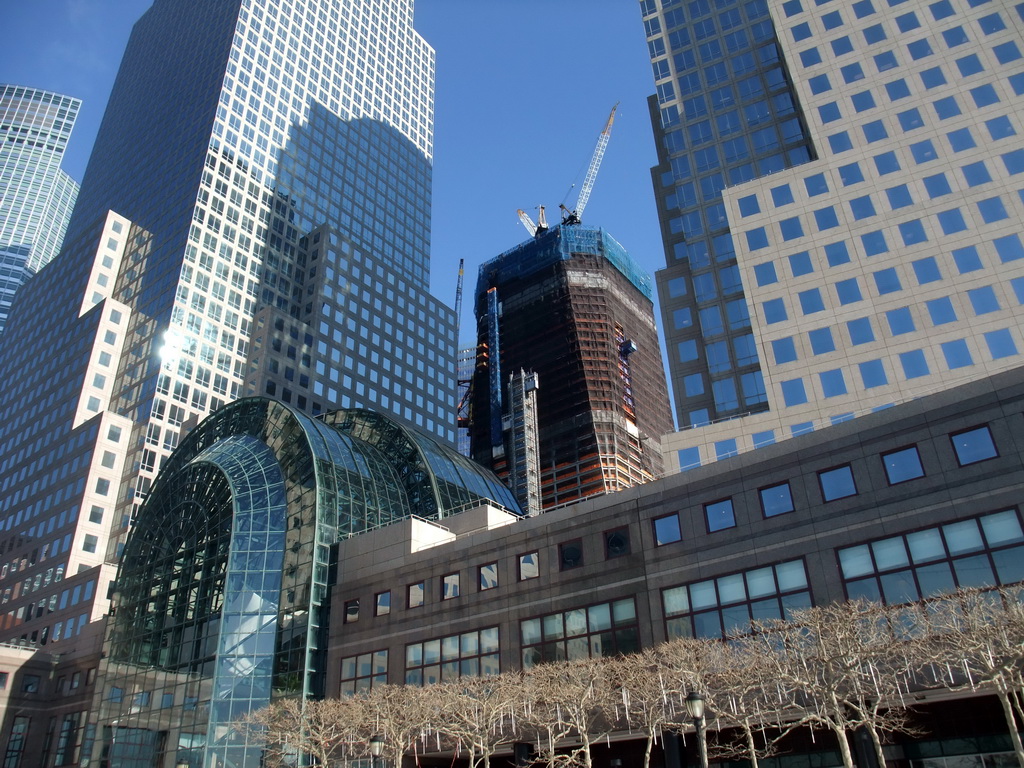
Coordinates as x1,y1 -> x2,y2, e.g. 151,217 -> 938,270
478,563 -> 498,591
653,514 -> 682,546
339,649 -> 388,695
518,552 -> 539,580
442,573 -> 460,600
343,598 -> 359,623
407,582 -> 425,608
559,539 -> 584,570
882,446 -> 925,485
760,482 -> 795,518
819,464 -> 857,501
705,498 -> 737,532
406,628 -> 499,685
950,426 -> 998,466
374,591 -> 391,616
520,598 -> 638,667
605,528 -> 630,559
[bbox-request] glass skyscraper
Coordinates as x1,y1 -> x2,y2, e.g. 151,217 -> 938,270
648,0 -> 1024,472
0,85 -> 80,332
0,0 -> 453,655
641,0 -> 815,428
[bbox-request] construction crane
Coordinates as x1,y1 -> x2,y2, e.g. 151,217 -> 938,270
453,258 -> 464,339
560,103 -> 618,226
516,205 -> 548,239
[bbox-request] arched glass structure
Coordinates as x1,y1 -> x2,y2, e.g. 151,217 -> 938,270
93,398 -> 520,768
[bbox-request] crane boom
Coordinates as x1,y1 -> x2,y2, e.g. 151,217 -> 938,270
453,258 -> 464,340
574,103 -> 617,221
517,209 -> 537,238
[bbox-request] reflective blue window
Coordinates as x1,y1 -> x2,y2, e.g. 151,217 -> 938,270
835,278 -> 863,305
792,422 -> 815,437
707,341 -> 731,373
781,378 -> 808,406
809,75 -> 832,94
908,39 -> 933,59
1002,150 -> 1024,176
885,79 -> 911,101
994,42 -> 1022,65
678,340 -> 698,362
977,197 -> 1009,223
859,359 -> 888,388
970,84 -> 1000,109
968,285 -> 1000,315
843,63 -> 866,84
861,230 -> 889,256
930,0 -> 955,20
760,482 -> 795,518
853,0 -> 876,17
746,227 -> 769,250
994,234 -> 1024,263
984,329 -> 1018,360
882,446 -> 925,484
953,245 -> 983,272
941,339 -> 974,369
828,131 -> 854,153
825,241 -> 851,266
789,251 -> 813,276
804,173 -> 829,196
678,447 -> 702,470
738,195 -> 760,216
705,498 -> 736,532
910,139 -> 938,163
874,268 -> 902,294
850,195 -> 877,220
814,207 -> 839,230
809,327 -> 836,355
911,257 -> 942,284
763,298 -> 788,324
839,163 -> 865,185
955,54 -> 984,77
920,66 -> 947,89
937,208 -> 968,235
926,296 -> 958,325
780,217 -> 804,241
852,90 -> 876,113
715,437 -> 739,460
864,24 -> 888,43
693,273 -> 717,302
874,152 -> 901,175
886,185 -> 914,209
752,430 -> 776,448
753,262 -> 778,287
895,12 -> 920,31
819,102 -> 842,123
822,10 -> 844,28
977,12 -> 1006,33
874,51 -> 898,72
862,120 -> 888,142
819,465 -> 857,502
772,337 -> 798,365
886,307 -> 915,335
898,220 -> 927,246
713,380 -> 739,412
683,374 -> 705,398
933,97 -> 961,120
950,426 -> 997,466
986,116 -> 1016,141
847,317 -> 875,345
800,47 -> 823,67
820,369 -> 847,397
899,349 -> 930,378
791,22 -> 812,42
771,184 -> 794,207
798,288 -> 825,314
923,173 -> 951,198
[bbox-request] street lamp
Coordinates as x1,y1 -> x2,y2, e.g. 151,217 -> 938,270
685,691 -> 709,768
369,734 -> 384,768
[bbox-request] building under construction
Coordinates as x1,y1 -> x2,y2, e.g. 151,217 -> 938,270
470,224 -> 674,511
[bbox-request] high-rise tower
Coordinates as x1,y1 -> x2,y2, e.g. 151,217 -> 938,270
640,0 -> 815,428
0,0 -> 451,649
0,85 -> 80,332
470,225 -> 674,510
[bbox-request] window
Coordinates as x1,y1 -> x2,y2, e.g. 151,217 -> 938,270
559,539 -> 583,570
926,297 -> 958,325
819,465 -> 857,501
836,278 -> 862,305
521,598 -> 638,667
882,446 -> 925,484
654,514 -> 682,546
406,628 -> 499,684
781,378 -> 808,406
344,598 -> 359,623
442,572 -> 461,599
479,563 -> 498,591
663,559 -> 811,639
407,582 -> 425,608
375,591 -> 391,616
950,426 -> 998,466
899,349 -> 930,379
886,307 -> 915,336
705,498 -> 736,532
605,528 -> 630,559
820,369 -> 848,397
760,482 -> 795,518
518,552 -> 539,580
809,327 -> 836,355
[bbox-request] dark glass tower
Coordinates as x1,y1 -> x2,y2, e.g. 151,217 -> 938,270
640,0 -> 815,427
470,225 -> 674,510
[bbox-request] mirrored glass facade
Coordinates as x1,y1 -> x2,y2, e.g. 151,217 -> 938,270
96,397 -> 520,768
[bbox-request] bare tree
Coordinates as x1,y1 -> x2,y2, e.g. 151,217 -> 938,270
604,649 -> 673,768
237,696 -> 368,767
360,682 -> 440,767
433,672 -> 526,768
921,588 -> 1024,768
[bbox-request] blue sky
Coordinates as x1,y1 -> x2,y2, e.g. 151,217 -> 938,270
0,0 -> 663,346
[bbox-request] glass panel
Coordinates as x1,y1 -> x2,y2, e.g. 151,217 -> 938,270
780,591 -> 812,617
480,627 -> 499,654
441,661 -> 460,680
460,631 -> 479,656
422,639 -> 441,666
745,567 -> 776,598
654,514 -> 682,545
542,614 -> 564,640
588,603 -> 612,633
612,599 -> 636,625
460,657 -> 480,678
520,618 -> 541,646
775,560 -> 808,591
615,627 -> 640,655
663,586 -> 690,615
872,537 -> 910,570
992,545 -> 1024,584
721,604 -> 751,636
846,578 -> 881,601
981,510 -> 1024,546
564,608 -> 587,637
839,545 -> 874,578
481,654 -> 500,676
915,562 -> 956,597
692,610 -> 723,639
760,482 -> 795,516
953,555 -> 996,588
907,529 -> 946,563
690,580 -> 718,610
441,635 -> 460,661
666,616 -> 693,639
521,648 -> 542,669
944,520 -> 984,555
519,552 -> 539,579
880,570 -> 920,603
750,598 -> 782,622
566,636 -> 589,660
717,573 -> 746,604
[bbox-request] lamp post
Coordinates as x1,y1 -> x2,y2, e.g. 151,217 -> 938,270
369,734 -> 384,768
685,691 -> 709,768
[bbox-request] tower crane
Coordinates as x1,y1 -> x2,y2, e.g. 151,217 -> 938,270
560,103 -> 618,226
516,205 -> 548,239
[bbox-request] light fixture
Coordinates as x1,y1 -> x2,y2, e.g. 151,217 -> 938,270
369,735 -> 384,757
685,691 -> 706,721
